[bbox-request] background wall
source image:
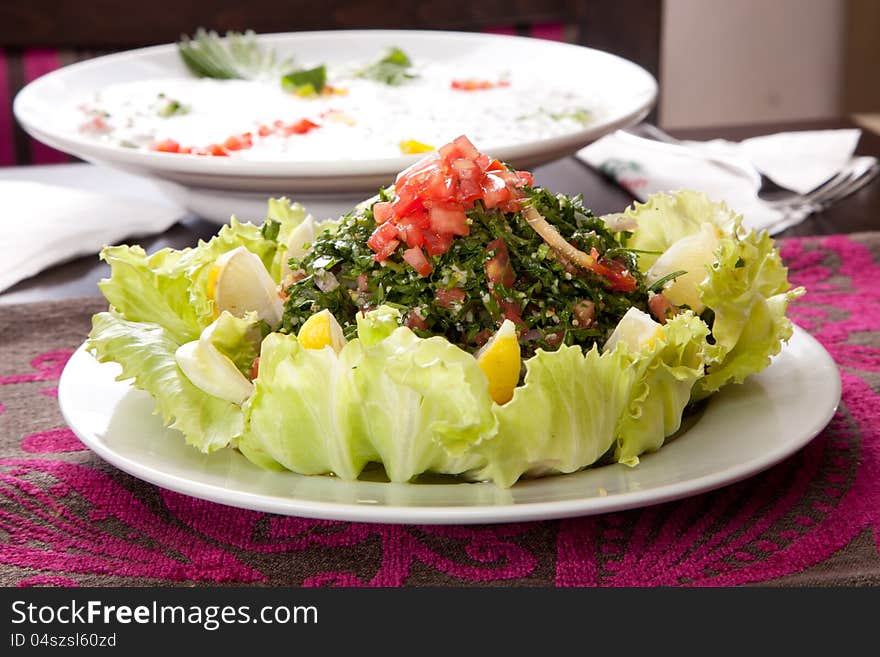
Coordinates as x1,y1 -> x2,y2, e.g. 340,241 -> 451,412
659,0 -> 845,129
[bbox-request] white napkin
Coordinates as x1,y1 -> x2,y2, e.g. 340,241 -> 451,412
577,128 -> 862,234
0,181 -> 184,293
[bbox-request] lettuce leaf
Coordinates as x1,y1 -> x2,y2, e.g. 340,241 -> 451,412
693,230 -> 805,398
613,312 -> 709,466
98,203 -> 304,343
240,308 -> 494,482
473,344 -> 636,487
624,191 -> 803,400
87,311 -> 244,452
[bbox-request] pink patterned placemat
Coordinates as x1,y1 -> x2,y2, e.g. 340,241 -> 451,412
1,233 -> 879,587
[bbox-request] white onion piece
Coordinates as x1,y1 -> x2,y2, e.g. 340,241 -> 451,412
522,206 -> 596,271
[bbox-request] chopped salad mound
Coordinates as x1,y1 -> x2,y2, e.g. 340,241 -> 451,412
281,135 -> 646,358
87,135 -> 805,487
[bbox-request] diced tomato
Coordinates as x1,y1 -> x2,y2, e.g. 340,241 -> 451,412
438,141 -> 464,163
423,166 -> 456,202
281,118 -> 320,136
480,173 -> 512,209
587,248 -> 638,292
450,79 -> 510,91
573,300 -> 596,328
395,213 -> 428,247
367,221 -> 401,261
453,135 -> 480,160
152,139 -> 180,153
223,134 -> 248,151
648,292 -> 676,324
429,203 -> 469,236
516,170 -> 534,187
258,124 -> 273,137
206,143 -> 229,156
422,230 -> 454,256
179,146 -> 194,154
402,246 -> 433,277
404,311 -> 429,331
435,287 -> 466,308
500,301 -> 526,327
372,201 -> 394,224
392,185 -> 425,216
485,158 -> 505,172
485,238 -> 515,288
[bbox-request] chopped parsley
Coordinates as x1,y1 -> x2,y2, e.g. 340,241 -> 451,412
281,188 -> 648,356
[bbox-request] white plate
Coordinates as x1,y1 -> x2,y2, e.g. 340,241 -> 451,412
14,29 -> 656,196
58,326 -> 839,524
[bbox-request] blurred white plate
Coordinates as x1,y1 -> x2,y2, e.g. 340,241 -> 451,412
58,327 -> 839,525
15,29 -> 656,203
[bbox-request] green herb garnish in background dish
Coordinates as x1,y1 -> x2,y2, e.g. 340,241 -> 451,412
177,28 -> 295,80
155,93 -> 189,117
356,47 -> 416,85
281,65 -> 327,96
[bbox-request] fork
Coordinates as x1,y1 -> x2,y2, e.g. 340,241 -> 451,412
620,123 -> 879,212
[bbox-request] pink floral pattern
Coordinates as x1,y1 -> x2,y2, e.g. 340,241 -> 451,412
1,234 -> 878,586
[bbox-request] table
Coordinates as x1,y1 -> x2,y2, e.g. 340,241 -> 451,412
1,120 -> 879,587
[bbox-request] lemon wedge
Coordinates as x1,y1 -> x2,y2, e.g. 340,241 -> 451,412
645,223 -> 721,313
475,319 -> 521,405
210,246 -> 283,326
603,307 -> 663,354
297,309 -> 346,353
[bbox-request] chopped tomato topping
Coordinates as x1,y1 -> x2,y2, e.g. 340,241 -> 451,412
404,311 -> 429,331
422,230 -> 454,256
366,134 -> 532,274
451,79 -> 511,91
152,139 -> 180,153
281,118 -> 320,136
367,222 -> 401,262
485,238 -> 515,288
373,201 -> 394,225
587,248 -> 638,292
402,246 -> 433,277
435,287 -> 467,308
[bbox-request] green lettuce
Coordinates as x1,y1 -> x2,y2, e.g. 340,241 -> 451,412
613,312 -> 709,466
473,344 -> 636,487
240,308 -> 495,482
693,230 -> 805,398
87,312 -> 244,452
98,201 -> 305,343
624,191 -> 803,400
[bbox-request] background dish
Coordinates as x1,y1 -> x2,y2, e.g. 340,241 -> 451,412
58,326 -> 839,524
14,30 -> 657,222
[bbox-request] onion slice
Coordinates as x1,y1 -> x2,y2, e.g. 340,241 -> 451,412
522,205 -> 596,271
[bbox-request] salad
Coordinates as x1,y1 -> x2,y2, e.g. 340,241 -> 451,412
87,135 -> 803,487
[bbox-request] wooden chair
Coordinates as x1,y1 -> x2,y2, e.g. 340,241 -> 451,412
0,0 -> 662,165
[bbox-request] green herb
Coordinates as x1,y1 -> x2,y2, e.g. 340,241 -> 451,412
281,65 -> 327,96
518,107 -> 593,126
177,28 -> 295,80
261,218 -> 281,241
155,93 -> 189,117
646,270 -> 687,293
281,187 -> 647,356
356,47 -> 416,85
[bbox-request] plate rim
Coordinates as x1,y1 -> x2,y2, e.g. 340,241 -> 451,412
57,325 -> 841,524
13,28 -> 658,181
